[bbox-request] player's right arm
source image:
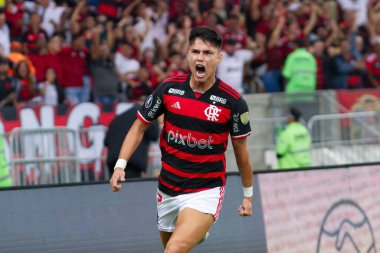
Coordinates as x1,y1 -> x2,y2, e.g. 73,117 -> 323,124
110,119 -> 151,192
110,82 -> 167,192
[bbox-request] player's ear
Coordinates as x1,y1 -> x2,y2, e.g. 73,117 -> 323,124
217,51 -> 223,63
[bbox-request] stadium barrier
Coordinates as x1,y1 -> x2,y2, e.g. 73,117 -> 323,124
258,111 -> 380,169
1,164 -> 379,252
4,110 -> 380,185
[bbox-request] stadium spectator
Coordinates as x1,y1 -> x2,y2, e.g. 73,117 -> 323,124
7,41 -> 36,77
366,41 -> 380,88
276,107 -> 311,169
222,13 -> 248,49
124,0 -> 154,53
261,12 -> 285,92
89,28 -> 119,104
2,0 -> 380,103
217,38 -> 254,94
147,0 -> 169,45
3,0 -> 24,39
42,34 -> 64,84
38,67 -> 59,106
309,40 -> 332,90
115,42 -> 140,96
0,57 -> 17,108
331,38 -> 365,89
141,47 -> 166,89
337,0 -> 370,27
22,13 -> 48,54
13,60 -> 37,105
125,66 -> 153,102
60,33 -> 90,104
39,0 -> 66,37
282,38 -> 317,93
0,12 -> 10,57
104,103 -> 159,178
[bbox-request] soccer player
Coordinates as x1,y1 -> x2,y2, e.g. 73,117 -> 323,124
110,26 -> 253,253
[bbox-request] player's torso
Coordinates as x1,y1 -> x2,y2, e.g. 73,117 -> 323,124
160,80 -> 234,154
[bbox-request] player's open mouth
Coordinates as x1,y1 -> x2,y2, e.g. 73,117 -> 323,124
195,64 -> 206,78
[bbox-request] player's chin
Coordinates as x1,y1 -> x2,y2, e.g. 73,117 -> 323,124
193,73 -> 208,82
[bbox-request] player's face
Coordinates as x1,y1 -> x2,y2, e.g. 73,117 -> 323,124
188,38 -> 222,84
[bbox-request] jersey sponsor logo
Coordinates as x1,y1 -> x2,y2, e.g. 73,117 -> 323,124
233,113 -> 239,133
210,95 -> 227,104
204,105 -> 222,122
171,101 -> 181,109
167,130 -> 214,149
148,97 -> 162,118
168,88 -> 185,95
240,112 -> 249,125
145,95 -> 153,108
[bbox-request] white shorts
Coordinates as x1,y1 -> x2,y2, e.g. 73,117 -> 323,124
156,187 -> 225,232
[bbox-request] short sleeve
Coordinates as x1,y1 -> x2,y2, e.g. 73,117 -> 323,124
230,97 -> 251,140
137,84 -> 166,124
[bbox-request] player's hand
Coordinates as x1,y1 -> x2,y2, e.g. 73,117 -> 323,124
238,197 -> 253,216
110,168 -> 125,192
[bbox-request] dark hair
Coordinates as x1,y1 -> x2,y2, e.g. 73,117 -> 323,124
72,33 -> 84,42
289,107 -> 302,121
294,38 -> 307,48
189,26 -> 223,50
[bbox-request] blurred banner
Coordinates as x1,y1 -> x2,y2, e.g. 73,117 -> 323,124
336,89 -> 380,112
2,165 -> 380,252
259,165 -> 380,252
0,102 -> 135,133
0,174 -> 267,253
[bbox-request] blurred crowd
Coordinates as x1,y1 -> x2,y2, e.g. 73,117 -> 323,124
0,0 -> 380,108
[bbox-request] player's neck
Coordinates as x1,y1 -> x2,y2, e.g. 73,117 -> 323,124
190,76 -> 216,93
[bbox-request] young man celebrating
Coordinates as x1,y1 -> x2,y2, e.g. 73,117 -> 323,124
110,26 -> 253,253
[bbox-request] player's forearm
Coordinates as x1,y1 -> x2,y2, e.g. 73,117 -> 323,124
238,162 -> 253,187
118,119 -> 149,162
232,139 -> 253,187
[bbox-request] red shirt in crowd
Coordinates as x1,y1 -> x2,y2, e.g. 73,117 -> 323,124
22,28 -> 48,54
60,47 -> 89,88
28,53 -> 47,82
18,78 -> 34,102
142,61 -> 159,89
44,53 -> 64,85
4,4 -> 24,37
365,53 -> 380,87
316,57 -> 325,90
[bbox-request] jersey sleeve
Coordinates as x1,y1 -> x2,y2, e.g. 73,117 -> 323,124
137,84 -> 166,124
230,97 -> 251,140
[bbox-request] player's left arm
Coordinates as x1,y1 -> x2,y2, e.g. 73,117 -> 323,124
232,138 -> 253,217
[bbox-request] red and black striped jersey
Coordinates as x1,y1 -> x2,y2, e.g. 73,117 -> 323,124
137,74 -> 251,196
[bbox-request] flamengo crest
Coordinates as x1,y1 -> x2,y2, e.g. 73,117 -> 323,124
204,105 -> 221,122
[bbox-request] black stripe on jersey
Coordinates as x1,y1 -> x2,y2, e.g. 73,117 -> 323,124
162,74 -> 189,84
219,81 -> 241,99
162,149 -> 225,173
159,170 -> 223,191
162,131 -> 226,155
166,112 -> 229,134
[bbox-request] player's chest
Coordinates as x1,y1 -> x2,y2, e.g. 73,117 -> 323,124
163,93 -> 231,124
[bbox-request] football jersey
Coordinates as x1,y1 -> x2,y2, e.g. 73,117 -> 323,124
138,74 -> 251,196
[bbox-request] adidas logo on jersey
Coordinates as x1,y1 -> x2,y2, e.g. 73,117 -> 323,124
171,101 -> 181,109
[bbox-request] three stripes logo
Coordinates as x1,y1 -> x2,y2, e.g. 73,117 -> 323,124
171,101 -> 181,109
